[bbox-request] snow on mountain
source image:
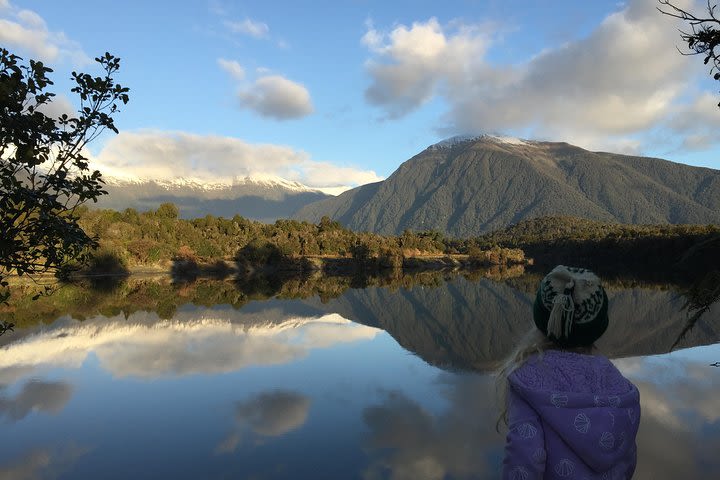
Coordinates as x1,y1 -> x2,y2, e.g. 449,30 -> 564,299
103,173 -> 322,194
96,173 -> 337,221
429,133 -> 530,150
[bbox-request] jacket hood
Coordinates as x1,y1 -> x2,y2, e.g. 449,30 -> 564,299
509,351 -> 640,473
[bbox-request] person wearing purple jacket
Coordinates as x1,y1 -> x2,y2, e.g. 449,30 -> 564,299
497,265 -> 641,480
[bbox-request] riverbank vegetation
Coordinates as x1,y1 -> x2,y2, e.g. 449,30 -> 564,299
71,206 -> 717,281
69,203 -> 527,276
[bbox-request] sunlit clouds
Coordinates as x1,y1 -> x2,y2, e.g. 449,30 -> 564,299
217,58 -> 314,120
90,130 -> 382,192
0,0 -> 88,64
237,74 -> 314,120
363,17 -> 492,119
362,0 -> 720,154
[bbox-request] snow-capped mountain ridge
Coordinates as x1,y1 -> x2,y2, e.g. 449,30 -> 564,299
103,173 -> 320,193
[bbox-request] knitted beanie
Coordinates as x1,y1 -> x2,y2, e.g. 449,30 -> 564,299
533,265 -> 609,348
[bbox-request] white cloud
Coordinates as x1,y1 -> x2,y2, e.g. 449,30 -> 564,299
35,93 -> 77,119
0,2 -> 88,64
363,0 -> 719,153
225,17 -> 269,38
89,130 -> 381,189
668,92 -> 720,150
363,17 -> 490,118
217,60 -> 314,121
217,58 -> 245,81
237,75 -> 314,120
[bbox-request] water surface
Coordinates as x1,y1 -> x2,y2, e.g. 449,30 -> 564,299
0,274 -> 718,479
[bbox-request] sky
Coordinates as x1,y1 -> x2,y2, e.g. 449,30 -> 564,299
2,0 -> 720,192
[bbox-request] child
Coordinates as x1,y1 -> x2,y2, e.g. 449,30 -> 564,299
498,265 -> 641,480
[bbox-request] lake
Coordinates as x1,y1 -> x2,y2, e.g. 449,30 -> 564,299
0,272 -> 718,479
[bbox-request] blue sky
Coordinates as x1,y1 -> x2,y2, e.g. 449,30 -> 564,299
2,0 -> 719,191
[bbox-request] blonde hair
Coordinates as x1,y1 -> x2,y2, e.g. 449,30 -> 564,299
494,329 -> 594,431
495,329 -> 554,431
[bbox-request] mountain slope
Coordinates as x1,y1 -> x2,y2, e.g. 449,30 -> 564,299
97,176 -> 332,222
294,136 -> 720,236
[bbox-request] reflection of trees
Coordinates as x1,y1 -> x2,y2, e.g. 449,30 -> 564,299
671,235 -> 720,350
1,269 -> 480,328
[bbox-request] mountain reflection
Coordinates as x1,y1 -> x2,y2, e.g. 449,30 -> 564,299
0,310 -> 380,379
308,278 -> 720,370
216,390 -> 311,454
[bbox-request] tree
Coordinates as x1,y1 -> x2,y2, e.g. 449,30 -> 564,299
659,1 -> 720,105
0,49 -> 129,335
659,2 -> 720,346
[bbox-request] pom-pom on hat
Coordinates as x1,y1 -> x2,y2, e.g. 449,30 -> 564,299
533,265 -> 609,348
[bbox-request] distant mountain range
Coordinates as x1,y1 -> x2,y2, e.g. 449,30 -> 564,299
96,175 -> 332,222
294,135 -> 720,236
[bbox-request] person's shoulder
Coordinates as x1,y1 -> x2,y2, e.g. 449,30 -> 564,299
510,350 -> 634,395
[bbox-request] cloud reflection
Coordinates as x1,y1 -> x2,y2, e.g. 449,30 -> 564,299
0,311 -> 381,379
0,380 -> 73,422
614,354 -> 720,479
0,444 -> 89,480
216,390 -> 311,454
363,374 -> 502,480
362,347 -> 720,480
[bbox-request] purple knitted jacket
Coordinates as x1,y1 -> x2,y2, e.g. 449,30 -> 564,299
502,350 -> 640,480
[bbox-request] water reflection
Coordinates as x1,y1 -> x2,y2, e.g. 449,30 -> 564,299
0,310 -> 380,378
0,445 -> 90,480
0,380 -> 73,422
363,374 -> 501,480
0,274 -> 717,479
217,390 -> 311,454
614,349 -> 720,479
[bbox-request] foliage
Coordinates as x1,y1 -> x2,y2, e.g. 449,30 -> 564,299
467,245 -> 525,266
659,1 -> 720,105
0,48 -> 128,334
76,205 -> 455,270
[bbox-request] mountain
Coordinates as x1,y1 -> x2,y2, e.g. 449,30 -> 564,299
96,174 -> 332,222
294,135 -> 720,236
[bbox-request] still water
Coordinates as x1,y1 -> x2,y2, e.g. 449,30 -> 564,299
0,274 -> 718,479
